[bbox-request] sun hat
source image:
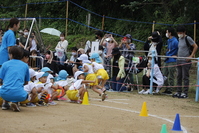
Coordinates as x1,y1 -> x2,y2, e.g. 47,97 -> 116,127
111,47 -> 120,55
74,71 -> 84,81
57,70 -> 69,81
77,48 -> 85,54
36,72 -> 49,80
95,58 -> 102,63
41,67 -> 53,73
29,69 -> 36,78
90,53 -> 99,59
77,54 -> 88,61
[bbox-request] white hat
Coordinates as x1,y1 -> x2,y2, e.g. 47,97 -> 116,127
29,69 -> 36,78
74,71 -> 84,81
77,54 -> 88,61
36,72 -> 49,80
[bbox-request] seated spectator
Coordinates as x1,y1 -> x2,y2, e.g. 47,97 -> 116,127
72,48 -> 85,74
139,59 -> 164,94
64,47 -> 79,76
44,50 -> 59,75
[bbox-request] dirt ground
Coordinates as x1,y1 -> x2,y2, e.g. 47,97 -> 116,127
0,90 -> 199,133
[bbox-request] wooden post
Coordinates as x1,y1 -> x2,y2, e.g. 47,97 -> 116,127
152,21 -> 155,32
194,20 -> 196,42
65,0 -> 69,37
24,3 -> 28,28
102,15 -> 105,30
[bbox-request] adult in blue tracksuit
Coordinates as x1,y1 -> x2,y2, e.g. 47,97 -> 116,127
162,27 -> 178,94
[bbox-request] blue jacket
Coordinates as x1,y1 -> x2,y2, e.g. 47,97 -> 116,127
165,37 -> 178,63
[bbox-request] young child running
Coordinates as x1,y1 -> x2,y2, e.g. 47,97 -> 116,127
55,70 -> 74,101
90,53 -> 109,92
0,46 -> 29,112
77,54 -> 106,101
67,71 -> 93,103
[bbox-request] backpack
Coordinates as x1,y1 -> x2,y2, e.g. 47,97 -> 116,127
185,36 -> 193,55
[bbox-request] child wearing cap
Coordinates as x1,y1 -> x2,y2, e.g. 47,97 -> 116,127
55,70 -> 74,101
77,54 -> 106,101
20,69 -> 38,107
41,67 -> 54,83
90,53 -> 109,93
0,46 -> 29,112
67,71 -> 94,103
34,72 -> 49,106
41,72 -> 59,105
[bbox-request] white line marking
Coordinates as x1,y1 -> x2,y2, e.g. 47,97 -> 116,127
91,103 -> 188,133
159,115 -> 199,118
90,98 -> 129,104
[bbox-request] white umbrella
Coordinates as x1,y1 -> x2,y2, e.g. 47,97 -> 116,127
40,28 -> 61,37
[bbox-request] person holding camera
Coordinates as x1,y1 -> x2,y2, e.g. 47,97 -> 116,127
144,31 -> 163,67
100,34 -> 117,75
118,34 -> 136,91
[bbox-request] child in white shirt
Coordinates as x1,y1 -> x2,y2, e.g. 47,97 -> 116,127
77,54 -> 106,101
90,53 -> 109,92
55,70 -> 74,100
67,71 -> 94,103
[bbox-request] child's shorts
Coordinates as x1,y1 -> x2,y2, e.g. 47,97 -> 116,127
67,90 -> 79,101
96,69 -> 109,80
20,95 -> 39,104
86,73 -> 98,86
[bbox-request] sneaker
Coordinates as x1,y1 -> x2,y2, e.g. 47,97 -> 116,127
172,92 -> 181,98
101,93 -> 106,101
138,89 -> 145,94
102,88 -> 106,93
105,94 -> 108,99
26,103 -> 36,107
143,89 -> 150,95
11,102 -> 20,112
58,97 -> 67,101
162,90 -> 172,95
20,103 -> 27,107
107,89 -> 114,92
2,102 -> 10,110
179,93 -> 188,99
48,101 -> 57,105
37,102 -> 48,106
77,100 -> 82,104
155,88 -> 160,93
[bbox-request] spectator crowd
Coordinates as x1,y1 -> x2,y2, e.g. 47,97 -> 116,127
0,18 -> 198,112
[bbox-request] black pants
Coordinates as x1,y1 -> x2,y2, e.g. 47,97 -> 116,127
142,75 -> 157,89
